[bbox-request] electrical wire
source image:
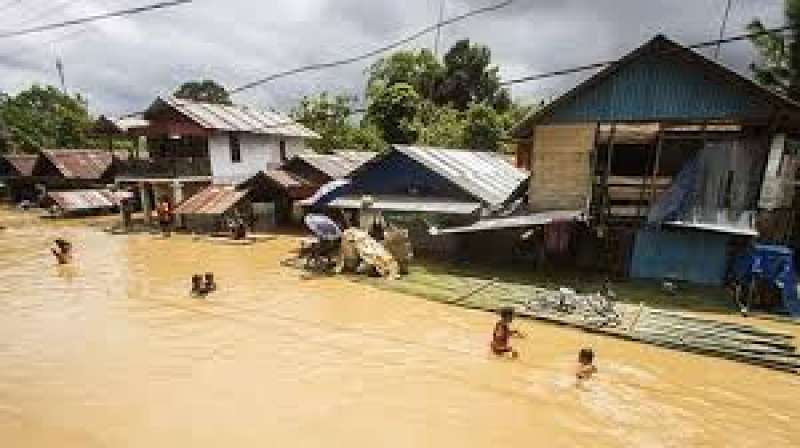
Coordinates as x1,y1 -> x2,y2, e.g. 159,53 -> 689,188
229,0 -> 515,94
0,0 -> 192,39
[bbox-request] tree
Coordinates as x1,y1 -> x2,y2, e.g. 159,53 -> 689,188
291,92 -> 384,152
173,80 -> 232,104
463,103 -> 504,151
412,101 -> 465,148
748,0 -> 800,99
367,49 -> 443,101
0,85 -> 93,153
437,39 -> 510,112
365,83 -> 421,144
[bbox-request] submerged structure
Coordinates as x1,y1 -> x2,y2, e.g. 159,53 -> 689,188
509,35 -> 800,287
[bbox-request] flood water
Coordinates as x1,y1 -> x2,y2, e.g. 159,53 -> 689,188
0,209 -> 799,447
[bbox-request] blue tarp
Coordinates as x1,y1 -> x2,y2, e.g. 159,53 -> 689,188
732,244 -> 800,317
647,156 -> 699,225
630,228 -> 730,285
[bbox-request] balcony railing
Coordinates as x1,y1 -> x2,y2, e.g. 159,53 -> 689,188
117,157 -> 212,178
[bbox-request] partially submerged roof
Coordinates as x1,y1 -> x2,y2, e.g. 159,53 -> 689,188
0,154 -> 37,177
430,210 -> 583,235
45,189 -> 131,212
326,194 -> 481,215
352,145 -> 529,208
512,35 -> 800,138
293,151 -> 376,179
174,185 -> 248,215
38,150 -> 114,180
145,96 -> 319,139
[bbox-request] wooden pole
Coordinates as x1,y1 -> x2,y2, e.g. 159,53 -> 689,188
649,125 -> 664,204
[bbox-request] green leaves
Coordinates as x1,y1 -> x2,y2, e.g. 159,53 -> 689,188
748,0 -> 800,99
173,80 -> 232,105
291,92 -> 384,152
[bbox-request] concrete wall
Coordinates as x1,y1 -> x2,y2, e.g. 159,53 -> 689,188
208,132 -> 307,183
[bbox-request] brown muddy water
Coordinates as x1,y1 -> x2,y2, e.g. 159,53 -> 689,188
0,209 -> 799,447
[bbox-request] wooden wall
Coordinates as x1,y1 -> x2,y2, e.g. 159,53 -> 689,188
529,124 -> 596,211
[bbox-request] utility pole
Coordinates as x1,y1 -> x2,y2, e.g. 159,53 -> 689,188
55,56 -> 67,94
433,0 -> 445,58
713,0 -> 733,60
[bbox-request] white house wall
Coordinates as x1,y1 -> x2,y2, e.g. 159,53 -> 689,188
208,132 -> 307,183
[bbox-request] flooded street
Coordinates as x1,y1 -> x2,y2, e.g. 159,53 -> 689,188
0,209 -> 798,447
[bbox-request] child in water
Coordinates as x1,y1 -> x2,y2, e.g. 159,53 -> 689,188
51,239 -> 72,264
204,272 -> 217,293
576,348 -> 598,384
191,274 -> 207,297
490,307 -> 523,358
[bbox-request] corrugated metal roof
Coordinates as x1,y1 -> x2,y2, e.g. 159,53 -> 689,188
430,210 -> 583,235
512,35 -> 800,138
40,150 -> 114,180
46,189 -> 131,212
294,151 -> 376,179
262,168 -> 313,189
174,185 -> 248,215
2,154 -> 37,177
392,145 -> 529,207
326,194 -> 481,215
149,96 -> 319,139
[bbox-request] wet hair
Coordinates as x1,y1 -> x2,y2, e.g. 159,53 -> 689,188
191,274 -> 205,292
579,348 -> 594,364
54,239 -> 70,250
499,306 -> 515,321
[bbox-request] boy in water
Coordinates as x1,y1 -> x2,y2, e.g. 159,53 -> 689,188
576,347 -> 598,383
51,239 -> 72,264
490,307 -> 523,358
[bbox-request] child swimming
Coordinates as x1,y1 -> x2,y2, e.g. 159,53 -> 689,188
576,347 -> 598,383
490,307 -> 523,358
51,239 -> 72,265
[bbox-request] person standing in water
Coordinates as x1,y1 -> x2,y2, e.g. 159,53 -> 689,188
490,307 -> 524,358
575,347 -> 598,385
51,239 -> 72,264
156,197 -> 173,237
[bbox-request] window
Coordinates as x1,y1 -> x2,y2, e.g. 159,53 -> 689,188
279,139 -> 287,162
229,133 -> 241,163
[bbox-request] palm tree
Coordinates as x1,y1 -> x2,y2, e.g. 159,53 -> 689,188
748,0 -> 800,99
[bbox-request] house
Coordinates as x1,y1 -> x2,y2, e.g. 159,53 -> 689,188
238,151 -> 375,226
510,34 -> 800,284
304,145 -> 529,255
0,154 -> 37,202
41,189 -> 133,217
31,149 -> 116,190
114,96 -> 319,227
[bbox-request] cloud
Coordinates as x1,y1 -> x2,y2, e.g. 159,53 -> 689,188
0,0 -> 785,116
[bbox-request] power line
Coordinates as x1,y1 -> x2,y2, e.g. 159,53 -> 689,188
713,0 -> 734,59
230,0 -> 514,94
0,0 -> 192,39
499,24 -> 797,87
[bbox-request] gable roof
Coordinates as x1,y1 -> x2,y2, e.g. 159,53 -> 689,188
512,35 -> 800,138
174,185 -> 248,215
351,145 -> 529,208
38,150 -> 114,180
0,154 -> 37,177
145,96 -> 319,139
293,151 -> 376,179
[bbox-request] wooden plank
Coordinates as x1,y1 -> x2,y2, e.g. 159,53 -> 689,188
529,124 -> 596,211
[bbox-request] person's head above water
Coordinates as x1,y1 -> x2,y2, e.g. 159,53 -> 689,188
579,347 -> 594,365
499,306 -> 515,323
54,239 -> 71,251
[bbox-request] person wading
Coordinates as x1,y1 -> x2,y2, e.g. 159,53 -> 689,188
156,197 -> 173,237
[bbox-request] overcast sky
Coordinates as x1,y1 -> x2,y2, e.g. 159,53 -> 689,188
0,0 -> 786,116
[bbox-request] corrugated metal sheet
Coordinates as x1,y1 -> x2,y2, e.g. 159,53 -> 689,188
512,35 -> 800,137
152,96 -> 319,139
392,145 -> 529,207
174,185 -> 248,215
40,150 -> 113,180
431,210 -> 582,235
327,195 -> 481,215
294,151 -> 376,179
2,154 -> 37,177
630,228 -> 731,285
46,189 -> 130,212
262,169 -> 310,189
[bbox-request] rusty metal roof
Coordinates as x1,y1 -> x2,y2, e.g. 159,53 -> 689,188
40,150 -> 114,180
45,189 -> 131,212
174,185 -> 248,215
147,96 -> 319,139
294,151 -> 376,179
1,154 -> 37,177
262,169 -> 313,189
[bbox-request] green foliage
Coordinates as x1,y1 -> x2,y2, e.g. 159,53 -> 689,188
413,101 -> 465,148
173,80 -> 232,104
365,83 -> 421,144
437,39 -> 511,112
291,92 -> 384,152
0,85 -> 93,153
463,103 -> 504,151
367,49 -> 443,101
748,0 -> 800,99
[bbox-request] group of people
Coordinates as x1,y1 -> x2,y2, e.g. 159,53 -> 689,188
491,307 -> 597,384
191,272 -> 217,297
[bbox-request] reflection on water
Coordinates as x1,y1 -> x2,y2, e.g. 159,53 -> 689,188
0,208 -> 798,447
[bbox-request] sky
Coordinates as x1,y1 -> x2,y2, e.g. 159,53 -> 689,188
0,0 -> 787,117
